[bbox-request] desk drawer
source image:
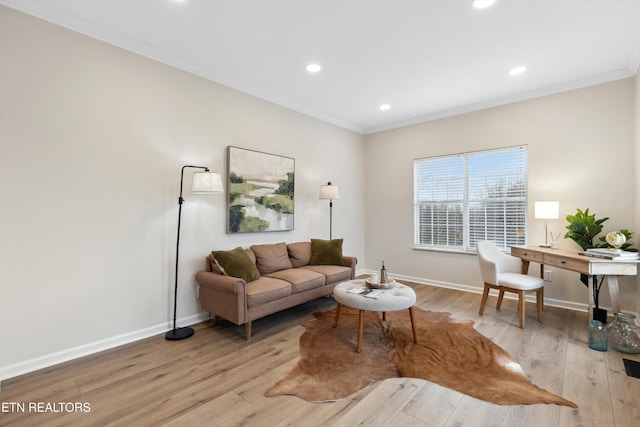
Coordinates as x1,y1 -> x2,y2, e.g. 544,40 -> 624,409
511,247 -> 543,263
543,254 -> 588,274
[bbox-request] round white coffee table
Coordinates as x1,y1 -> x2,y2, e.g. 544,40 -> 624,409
333,279 -> 418,353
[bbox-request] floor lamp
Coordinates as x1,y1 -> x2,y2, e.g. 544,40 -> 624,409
534,201 -> 559,246
319,181 -> 339,239
166,165 -> 224,341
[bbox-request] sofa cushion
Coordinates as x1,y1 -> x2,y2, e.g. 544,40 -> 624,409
300,265 -> 352,284
251,242 -> 293,274
309,238 -> 345,266
266,268 -> 326,293
245,277 -> 292,307
211,247 -> 260,282
287,242 -> 312,268
208,249 -> 256,274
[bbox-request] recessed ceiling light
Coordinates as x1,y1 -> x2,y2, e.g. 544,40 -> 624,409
472,0 -> 496,9
509,66 -> 527,76
379,104 -> 391,111
306,63 -> 321,73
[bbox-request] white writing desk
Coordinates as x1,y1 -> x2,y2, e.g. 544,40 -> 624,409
510,246 -> 639,322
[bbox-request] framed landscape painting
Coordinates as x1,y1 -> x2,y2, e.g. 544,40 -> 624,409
227,146 -> 295,233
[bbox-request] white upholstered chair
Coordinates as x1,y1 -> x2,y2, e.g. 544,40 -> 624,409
476,241 -> 544,328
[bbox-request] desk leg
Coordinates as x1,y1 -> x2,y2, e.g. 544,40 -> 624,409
521,260 -> 530,275
606,275 -> 621,315
637,276 -> 640,327
588,276 -> 595,322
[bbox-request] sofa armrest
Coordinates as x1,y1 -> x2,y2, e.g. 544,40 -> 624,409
195,271 -> 248,325
343,256 -> 358,280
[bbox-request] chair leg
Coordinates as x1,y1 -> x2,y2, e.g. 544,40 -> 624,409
496,290 -> 505,310
479,284 -> 490,315
518,291 -> 525,328
536,288 -> 543,322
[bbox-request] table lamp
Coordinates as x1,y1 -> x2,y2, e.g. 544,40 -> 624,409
534,201 -> 559,246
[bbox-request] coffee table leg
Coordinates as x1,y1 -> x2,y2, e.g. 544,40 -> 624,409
357,310 -> 365,353
409,306 -> 418,344
334,303 -> 342,328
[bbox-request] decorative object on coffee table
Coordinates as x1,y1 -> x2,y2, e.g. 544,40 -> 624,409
167,165 -> 224,341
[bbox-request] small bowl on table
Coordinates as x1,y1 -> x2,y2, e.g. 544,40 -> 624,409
365,278 -> 396,289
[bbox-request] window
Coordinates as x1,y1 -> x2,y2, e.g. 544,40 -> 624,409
414,146 -> 528,251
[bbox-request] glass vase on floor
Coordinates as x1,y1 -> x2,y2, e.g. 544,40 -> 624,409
605,312 -> 640,354
588,320 -> 607,351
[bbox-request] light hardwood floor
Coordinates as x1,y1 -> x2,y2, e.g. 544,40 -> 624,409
2,283 -> 639,427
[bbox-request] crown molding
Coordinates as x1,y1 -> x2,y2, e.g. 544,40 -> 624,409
364,69 -> 635,135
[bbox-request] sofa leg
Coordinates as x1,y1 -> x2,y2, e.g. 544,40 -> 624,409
244,322 -> 252,341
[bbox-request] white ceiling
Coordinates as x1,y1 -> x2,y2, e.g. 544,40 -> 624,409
3,0 -> 640,134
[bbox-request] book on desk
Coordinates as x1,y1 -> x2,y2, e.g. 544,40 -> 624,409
579,248 -> 639,260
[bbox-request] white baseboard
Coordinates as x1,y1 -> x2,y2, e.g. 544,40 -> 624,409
0,313 -> 209,382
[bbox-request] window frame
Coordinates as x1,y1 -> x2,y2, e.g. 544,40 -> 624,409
413,145 -> 528,252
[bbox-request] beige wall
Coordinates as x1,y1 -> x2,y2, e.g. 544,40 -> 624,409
364,78 -> 637,312
0,7 -> 365,376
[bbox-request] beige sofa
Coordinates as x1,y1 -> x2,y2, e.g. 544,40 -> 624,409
195,240 -> 357,339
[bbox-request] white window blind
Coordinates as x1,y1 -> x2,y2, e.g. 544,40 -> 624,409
414,146 -> 528,251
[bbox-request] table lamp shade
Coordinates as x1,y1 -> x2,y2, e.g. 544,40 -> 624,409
192,172 -> 224,194
534,201 -> 559,219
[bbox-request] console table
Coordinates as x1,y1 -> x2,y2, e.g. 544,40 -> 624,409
510,246 -> 639,322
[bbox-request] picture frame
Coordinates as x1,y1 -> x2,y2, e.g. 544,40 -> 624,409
227,146 -> 295,233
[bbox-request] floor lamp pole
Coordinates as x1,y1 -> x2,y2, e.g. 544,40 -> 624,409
329,200 -> 333,240
166,165 -> 208,341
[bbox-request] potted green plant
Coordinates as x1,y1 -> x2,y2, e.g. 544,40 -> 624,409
564,208 -> 637,323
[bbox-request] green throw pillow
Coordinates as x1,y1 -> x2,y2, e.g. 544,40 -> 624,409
211,247 -> 260,282
309,238 -> 345,266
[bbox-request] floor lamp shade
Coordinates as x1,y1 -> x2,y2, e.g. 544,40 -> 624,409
319,183 -> 339,200
192,172 -> 224,194
319,181 -> 339,240
534,201 -> 559,245
166,165 -> 223,341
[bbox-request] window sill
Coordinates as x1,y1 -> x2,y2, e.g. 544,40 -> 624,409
412,246 -> 477,255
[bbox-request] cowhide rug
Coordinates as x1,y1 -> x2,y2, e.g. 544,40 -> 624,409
265,306 -> 576,407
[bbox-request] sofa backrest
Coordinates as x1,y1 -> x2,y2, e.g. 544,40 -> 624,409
287,242 -> 312,268
206,241 -> 316,274
250,242 -> 293,275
